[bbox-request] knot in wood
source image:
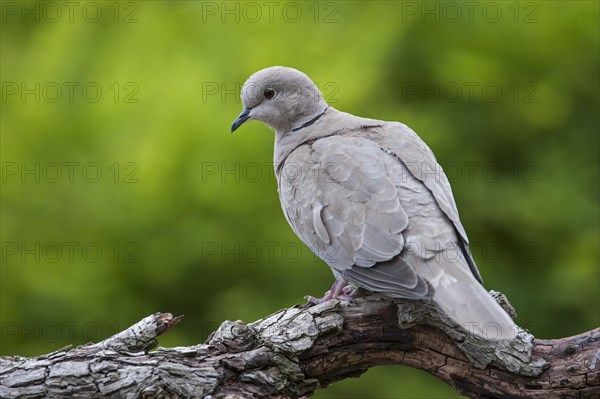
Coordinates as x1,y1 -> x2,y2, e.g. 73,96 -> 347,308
208,320 -> 256,353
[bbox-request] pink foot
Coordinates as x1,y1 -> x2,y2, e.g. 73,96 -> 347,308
304,280 -> 356,305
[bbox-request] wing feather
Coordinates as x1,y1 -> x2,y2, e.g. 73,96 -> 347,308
374,122 -> 484,283
279,135 -> 428,297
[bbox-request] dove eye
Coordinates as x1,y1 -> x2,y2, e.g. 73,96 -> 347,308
263,88 -> 276,99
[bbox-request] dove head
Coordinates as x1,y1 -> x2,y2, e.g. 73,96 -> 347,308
231,66 -> 328,134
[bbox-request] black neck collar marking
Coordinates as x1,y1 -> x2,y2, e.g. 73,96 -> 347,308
291,105 -> 330,133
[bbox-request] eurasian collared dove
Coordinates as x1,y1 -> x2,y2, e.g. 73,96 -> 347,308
231,66 -> 517,340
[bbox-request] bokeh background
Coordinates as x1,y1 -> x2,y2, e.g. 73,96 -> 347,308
1,1 -> 598,397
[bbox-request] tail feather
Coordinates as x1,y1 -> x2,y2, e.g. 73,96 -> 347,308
404,251 -> 517,340
433,274 -> 517,340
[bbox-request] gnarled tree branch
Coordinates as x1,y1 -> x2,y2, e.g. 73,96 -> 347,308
1,292 -> 599,398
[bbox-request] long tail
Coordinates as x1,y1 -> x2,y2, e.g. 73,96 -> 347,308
405,251 -> 518,340
432,271 -> 518,340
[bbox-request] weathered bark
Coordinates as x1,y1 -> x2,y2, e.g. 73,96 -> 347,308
1,292 -> 598,398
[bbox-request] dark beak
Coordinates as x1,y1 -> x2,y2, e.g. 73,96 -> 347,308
230,107 -> 252,133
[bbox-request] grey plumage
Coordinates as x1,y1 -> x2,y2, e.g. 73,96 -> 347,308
231,66 -> 516,340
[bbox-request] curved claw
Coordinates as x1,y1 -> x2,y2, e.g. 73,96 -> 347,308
305,281 -> 358,305
342,285 -> 355,296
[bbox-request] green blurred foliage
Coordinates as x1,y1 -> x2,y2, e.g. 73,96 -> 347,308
1,1 -> 598,397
